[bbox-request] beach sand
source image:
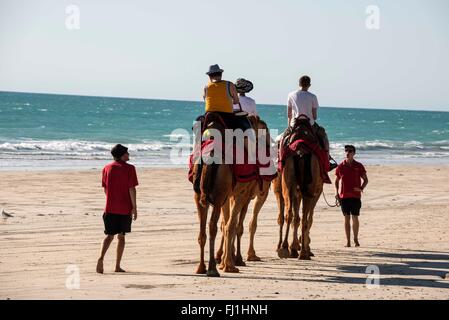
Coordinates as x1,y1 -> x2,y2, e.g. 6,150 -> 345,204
1,165 -> 449,300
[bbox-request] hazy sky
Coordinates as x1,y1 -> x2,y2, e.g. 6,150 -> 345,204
1,0 -> 448,111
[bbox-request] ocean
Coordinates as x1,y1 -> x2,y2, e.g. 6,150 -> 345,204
0,91 -> 448,170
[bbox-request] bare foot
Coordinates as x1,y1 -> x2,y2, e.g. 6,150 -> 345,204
96,258 -> 104,274
115,267 -> 126,273
354,239 -> 360,247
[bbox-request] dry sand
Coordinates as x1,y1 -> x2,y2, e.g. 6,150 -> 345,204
1,165 -> 449,300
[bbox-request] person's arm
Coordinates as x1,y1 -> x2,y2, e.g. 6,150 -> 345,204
335,176 -> 341,199
102,168 -> 107,195
287,98 -> 292,127
360,173 -> 368,191
203,86 -> 207,101
129,187 -> 137,220
230,83 -> 240,105
312,96 -> 318,121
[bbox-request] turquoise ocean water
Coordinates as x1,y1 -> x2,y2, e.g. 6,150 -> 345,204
0,91 -> 448,170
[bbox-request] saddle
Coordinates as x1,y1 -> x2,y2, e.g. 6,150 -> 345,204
281,117 -> 321,154
278,116 -> 331,185
188,113 -> 276,198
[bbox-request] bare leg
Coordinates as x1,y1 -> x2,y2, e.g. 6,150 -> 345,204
115,234 -> 126,272
344,215 -> 351,247
352,216 -> 360,247
97,235 -> 114,273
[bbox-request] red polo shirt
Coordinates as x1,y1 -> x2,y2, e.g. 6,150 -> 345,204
335,159 -> 366,199
102,161 -> 139,215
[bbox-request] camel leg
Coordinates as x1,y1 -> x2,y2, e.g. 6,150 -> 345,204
221,197 -> 241,273
306,193 -> 320,257
299,198 -> 312,260
207,206 -> 221,277
289,197 -> 301,258
194,193 -> 207,274
216,199 -> 230,264
279,159 -> 297,259
235,203 -> 249,267
275,188 -> 285,252
248,184 -> 269,261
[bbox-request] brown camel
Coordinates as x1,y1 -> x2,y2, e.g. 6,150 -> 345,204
193,115 -> 273,275
215,178 -> 272,266
275,121 -> 324,260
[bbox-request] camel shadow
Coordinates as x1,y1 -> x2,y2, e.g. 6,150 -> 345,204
330,251 -> 449,289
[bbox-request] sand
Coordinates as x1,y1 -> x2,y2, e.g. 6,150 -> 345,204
1,165 -> 449,300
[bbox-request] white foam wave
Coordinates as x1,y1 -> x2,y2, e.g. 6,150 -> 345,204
0,140 -> 185,154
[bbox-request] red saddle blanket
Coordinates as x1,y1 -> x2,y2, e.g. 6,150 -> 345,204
188,139 -> 276,185
278,138 -> 331,184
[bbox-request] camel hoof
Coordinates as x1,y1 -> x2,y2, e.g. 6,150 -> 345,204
195,263 -> 207,274
299,252 -> 311,260
207,269 -> 220,277
277,247 -> 290,259
247,255 -> 261,262
289,250 -> 299,259
223,266 -> 240,273
235,258 -> 246,267
215,251 -> 223,264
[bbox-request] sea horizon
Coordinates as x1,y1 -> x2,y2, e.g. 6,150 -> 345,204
2,90 -> 448,114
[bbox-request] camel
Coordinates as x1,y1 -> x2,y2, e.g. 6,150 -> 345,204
193,114 -> 274,276
215,178 -> 272,266
274,119 -> 324,260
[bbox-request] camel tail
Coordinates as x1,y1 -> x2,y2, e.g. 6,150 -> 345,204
297,153 -> 313,198
200,164 -> 216,206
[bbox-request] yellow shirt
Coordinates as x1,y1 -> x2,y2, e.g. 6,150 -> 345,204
205,81 -> 233,113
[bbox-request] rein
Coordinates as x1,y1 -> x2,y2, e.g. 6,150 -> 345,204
322,189 -> 340,208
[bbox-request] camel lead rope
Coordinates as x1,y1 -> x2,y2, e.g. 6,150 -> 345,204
322,190 -> 340,208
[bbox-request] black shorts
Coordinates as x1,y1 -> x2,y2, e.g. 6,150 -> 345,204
103,213 -> 132,235
340,198 -> 362,216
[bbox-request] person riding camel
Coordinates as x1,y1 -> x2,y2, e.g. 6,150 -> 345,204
233,78 -> 258,116
287,75 -> 337,171
203,64 -> 251,131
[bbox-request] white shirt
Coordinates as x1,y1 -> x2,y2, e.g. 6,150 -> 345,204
287,90 -> 318,126
233,96 -> 257,115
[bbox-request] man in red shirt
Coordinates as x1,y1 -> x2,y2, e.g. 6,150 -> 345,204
96,144 -> 138,274
335,145 -> 368,247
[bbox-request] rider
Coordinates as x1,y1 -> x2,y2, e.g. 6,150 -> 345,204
203,64 -> 251,131
233,78 -> 258,116
287,75 -> 337,170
